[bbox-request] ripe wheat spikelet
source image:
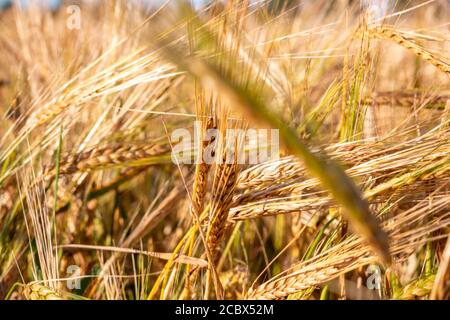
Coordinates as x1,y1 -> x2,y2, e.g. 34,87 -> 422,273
366,26 -> 450,75
206,116 -> 241,254
236,133 -> 448,191
30,98 -> 72,128
230,175 -> 450,223
232,180 -> 318,209
246,196 -> 450,299
229,132 -> 450,222
247,246 -> 371,300
190,116 -> 216,218
23,283 -> 64,300
183,101 -> 218,298
182,116 -> 216,299
236,156 -> 304,191
229,197 -> 328,222
207,162 -> 239,253
235,141 -> 389,191
44,143 -> 170,178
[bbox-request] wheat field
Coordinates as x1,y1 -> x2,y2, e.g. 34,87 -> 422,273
0,0 -> 449,300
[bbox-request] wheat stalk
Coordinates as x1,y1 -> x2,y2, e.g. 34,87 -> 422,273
207,162 -> 239,253
44,143 -> 170,178
365,26 -> 450,75
246,196 -> 450,299
23,282 -> 64,300
206,113 -> 242,255
190,116 -> 216,218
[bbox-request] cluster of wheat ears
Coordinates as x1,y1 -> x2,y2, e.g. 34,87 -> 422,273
0,0 -> 449,300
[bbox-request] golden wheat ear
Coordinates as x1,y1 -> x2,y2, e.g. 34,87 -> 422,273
157,16 -> 391,265
364,26 -> 450,76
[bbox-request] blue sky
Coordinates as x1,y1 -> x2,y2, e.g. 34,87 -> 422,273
0,0 -> 61,9
0,0 -> 215,10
